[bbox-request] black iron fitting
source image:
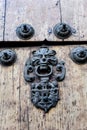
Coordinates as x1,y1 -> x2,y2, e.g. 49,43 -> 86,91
16,24 -> 35,40
24,47 -> 66,112
70,47 -> 87,64
53,23 -> 76,39
0,49 -> 17,66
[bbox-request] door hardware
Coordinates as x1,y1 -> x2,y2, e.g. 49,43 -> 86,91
16,24 -> 35,40
70,47 -> 87,64
24,47 -> 66,112
0,49 -> 17,66
53,23 -> 76,39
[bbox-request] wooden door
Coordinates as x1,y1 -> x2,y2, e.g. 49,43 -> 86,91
0,0 -> 87,130
0,45 -> 87,130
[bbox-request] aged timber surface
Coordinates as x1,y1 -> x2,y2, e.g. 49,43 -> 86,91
0,0 -> 87,41
0,45 -> 87,130
0,0 -> 5,41
0,0 -> 87,130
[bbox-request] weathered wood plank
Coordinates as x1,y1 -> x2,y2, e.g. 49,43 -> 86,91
61,0 -> 87,41
45,0 -> 62,41
0,46 -> 87,130
3,0 -> 87,41
60,0 -> 80,41
4,0 -> 62,41
0,49 -> 20,130
0,0 -> 5,41
4,0 -> 46,41
78,0 -> 87,41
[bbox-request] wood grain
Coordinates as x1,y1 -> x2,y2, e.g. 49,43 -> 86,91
4,0 -> 46,41
0,0 -> 5,41
3,0 -> 87,41
0,45 -> 87,130
45,0 -> 62,41
59,0 -> 87,41
4,0 -> 62,41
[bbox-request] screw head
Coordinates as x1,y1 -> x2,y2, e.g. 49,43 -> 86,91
16,24 -> 35,40
53,23 -> 72,39
70,47 -> 87,64
0,49 -> 17,66
77,51 -> 86,58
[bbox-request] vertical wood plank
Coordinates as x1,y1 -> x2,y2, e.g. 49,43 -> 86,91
59,0 -> 80,41
3,0 -> 87,41
61,0 -> 87,41
4,0 -> 46,41
0,50 -> 19,130
0,46 -> 87,130
45,0 -> 62,41
0,0 -> 5,41
78,0 -> 87,41
27,45 -> 87,130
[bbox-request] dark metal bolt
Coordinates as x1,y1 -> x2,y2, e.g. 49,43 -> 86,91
62,24 -> 67,32
16,24 -> 35,40
21,25 -> 29,33
53,23 -> 72,39
0,49 -> 17,66
3,52 -> 10,60
70,47 -> 87,64
78,51 -> 86,58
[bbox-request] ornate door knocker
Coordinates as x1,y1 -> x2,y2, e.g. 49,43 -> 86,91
24,47 -> 66,112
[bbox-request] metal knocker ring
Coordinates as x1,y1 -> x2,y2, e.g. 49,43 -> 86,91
0,49 -> 17,66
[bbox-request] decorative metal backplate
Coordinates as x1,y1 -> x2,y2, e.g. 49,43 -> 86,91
24,47 -> 66,112
70,46 -> 87,64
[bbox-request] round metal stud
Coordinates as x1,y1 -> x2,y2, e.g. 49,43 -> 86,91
0,49 -> 17,66
70,47 -> 87,64
16,24 -> 35,40
53,23 -> 72,39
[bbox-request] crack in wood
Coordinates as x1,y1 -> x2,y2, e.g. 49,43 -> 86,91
3,0 -> 7,41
